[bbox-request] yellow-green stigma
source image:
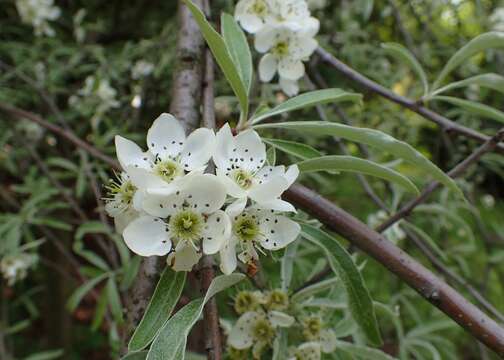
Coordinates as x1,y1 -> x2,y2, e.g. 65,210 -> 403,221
228,346 -> 249,360
105,178 -> 136,206
252,318 -> 275,343
251,0 -> 267,16
234,214 -> 260,243
302,316 -> 323,341
232,169 -> 254,190
272,41 -> 289,57
169,210 -> 204,243
234,291 -> 260,314
154,159 -> 183,183
265,289 -> 289,311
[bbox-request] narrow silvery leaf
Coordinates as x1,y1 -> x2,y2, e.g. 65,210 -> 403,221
281,240 -> 299,291
291,277 -> 339,303
221,13 -> 253,95
147,274 -> 245,360
251,89 -> 362,124
297,155 -> 419,194
401,222 -> 447,261
432,96 -> 504,125
67,272 -> 109,312
183,0 -> 249,119
23,350 -> 65,360
301,224 -> 383,346
433,32 -> 504,90
382,42 -> 428,96
430,73 -> 504,97
106,277 -> 124,324
254,121 -> 464,199
335,340 -> 397,360
407,319 -> 455,339
128,269 -> 187,351
266,146 -> 276,166
121,352 -> 148,360
262,138 -> 321,160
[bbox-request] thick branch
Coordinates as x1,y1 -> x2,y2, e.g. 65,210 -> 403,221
284,184 -> 504,356
315,47 -> 504,154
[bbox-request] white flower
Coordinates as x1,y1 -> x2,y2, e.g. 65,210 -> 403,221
228,310 -> 294,357
115,113 -> 215,195
288,342 -> 321,360
301,315 -> 337,353
214,124 -> 298,211
279,77 -> 300,97
481,194 -> 495,209
367,210 -> 405,244
490,8 -> 504,32
1,253 -> 38,286
219,205 -> 300,274
235,0 -> 273,34
104,172 -> 140,233
132,60 -> 155,80
123,174 -> 231,272
16,0 -> 61,37
256,25 -> 318,83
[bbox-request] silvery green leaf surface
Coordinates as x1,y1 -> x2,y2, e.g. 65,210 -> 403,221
432,95 -> 504,125
262,138 -> 322,160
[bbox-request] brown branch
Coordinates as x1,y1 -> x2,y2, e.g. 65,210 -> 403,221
315,47 -> 504,154
284,184 -> 504,356
377,128 -> 504,232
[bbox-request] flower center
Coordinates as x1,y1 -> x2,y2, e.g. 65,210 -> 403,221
252,318 -> 275,343
154,159 -> 183,183
265,289 -> 289,311
251,0 -> 268,16
272,41 -> 289,57
169,210 -> 204,243
302,316 -> 322,340
105,176 -> 137,211
232,169 -> 254,190
234,291 -> 260,314
233,214 -> 260,243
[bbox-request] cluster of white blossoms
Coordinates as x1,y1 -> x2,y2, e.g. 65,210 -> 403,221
105,114 -> 300,273
226,289 -> 336,359
235,0 -> 320,96
0,253 -> 38,286
15,0 -> 61,37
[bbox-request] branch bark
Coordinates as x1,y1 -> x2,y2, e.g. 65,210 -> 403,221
284,184 -> 504,356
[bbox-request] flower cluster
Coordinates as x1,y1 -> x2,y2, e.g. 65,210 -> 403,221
235,0 -> 320,96
105,114 -> 300,273
1,253 -> 38,286
226,289 -> 336,359
15,0 -> 61,37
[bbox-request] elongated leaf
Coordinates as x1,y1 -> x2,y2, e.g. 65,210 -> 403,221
266,146 -> 276,166
336,340 -> 397,360
298,155 -> 419,194
382,42 -> 428,95
183,0 -> 248,119
433,32 -> 504,90
254,121 -> 462,198
67,272 -> 109,311
91,289 -> 108,331
401,222 -> 447,262
106,277 -> 124,324
301,224 -> 382,346
281,240 -> 299,291
121,352 -> 148,360
23,350 -> 64,360
221,13 -> 252,94
432,95 -> 504,125
147,274 -> 245,360
262,138 -> 321,160
129,269 -> 187,351
291,277 -> 339,303
251,89 -> 362,124
407,319 -> 455,339
431,73 -> 504,97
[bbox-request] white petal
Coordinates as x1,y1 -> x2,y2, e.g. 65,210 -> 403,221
115,135 -> 152,170
253,198 -> 297,212
259,215 -> 300,250
254,27 -> 276,53
146,169 -> 204,196
182,174 -> 227,213
296,342 -> 321,360
141,191 -> 184,218
228,311 -> 261,349
167,241 -> 201,272
219,236 -> 238,275
297,36 -> 319,58
216,169 -> 248,199
225,198 -> 248,218
320,329 -> 337,353
234,129 -> 266,172
259,54 -> 278,82
301,17 -> 320,38
248,176 -> 288,204
268,311 -> 295,327
132,190 -> 146,212
254,165 -> 285,182
125,166 -> 167,190
278,59 -> 305,81
203,210 -> 231,255
279,77 -> 299,96
238,13 -> 264,33
238,241 -> 259,264
214,123 -> 235,170
146,113 -> 186,159
113,209 -> 139,233
123,216 -> 171,256
180,128 -> 215,171
284,165 -> 299,187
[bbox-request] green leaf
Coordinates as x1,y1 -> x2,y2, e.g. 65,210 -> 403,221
382,42 -> 428,96
129,269 -> 187,352
301,224 -> 382,346
23,350 -> 64,360
106,277 -> 124,324
250,89 -> 362,125
183,0 -> 248,119
297,155 -> 419,194
335,340 -> 397,360
281,239 -> 299,291
91,289 -> 108,331
67,272 -> 109,312
432,96 -> 504,125
430,73 -> 504,97
121,352 -> 148,360
75,221 -> 110,241
401,222 -> 448,262
433,32 -> 504,90
147,274 -> 245,360
254,121 -> 462,198
266,146 -> 276,166
221,13 -> 253,94
262,138 -> 322,160
30,218 -> 72,231
291,277 -> 339,303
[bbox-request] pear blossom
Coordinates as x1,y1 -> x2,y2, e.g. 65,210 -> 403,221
228,310 -> 295,358
490,8 -> 504,32
131,60 -> 155,80
16,0 -> 61,37
288,342 -> 321,360
235,0 -> 272,34
301,315 -> 337,353
104,172 -> 140,233
214,124 -> 298,212
1,253 -> 38,286
123,174 -> 231,272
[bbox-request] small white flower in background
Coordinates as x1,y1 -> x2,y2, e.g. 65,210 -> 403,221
123,174 -> 230,271
490,8 -> 504,32
481,194 -> 495,209
306,0 -> 327,10
235,0 -> 272,34
73,9 -> 87,43
1,253 -> 38,286
131,60 -> 155,80
367,210 -> 405,244
214,123 -> 298,212
228,310 -> 295,358
288,342 -> 321,360
301,315 -> 337,353
16,0 -> 61,37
